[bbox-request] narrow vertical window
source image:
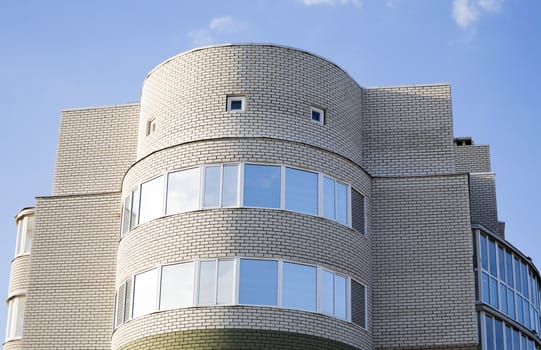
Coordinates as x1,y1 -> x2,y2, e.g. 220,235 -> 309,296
321,270 -> 334,315
484,315 -> 494,350
121,193 -> 132,237
146,118 -> 157,136
139,176 -> 164,225
351,280 -> 366,328
130,188 -> 140,229
5,295 -> 25,340
480,235 -> 488,271
15,215 -> 33,256
166,168 -> 200,214
217,260 -> 234,305
222,165 -> 239,207
115,282 -> 127,328
336,181 -> 348,225
323,176 -> 335,220
351,189 -> 365,234
198,261 -> 216,306
203,166 -> 221,208
132,269 -> 158,318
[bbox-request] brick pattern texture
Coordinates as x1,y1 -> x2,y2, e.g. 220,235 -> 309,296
469,173 -> 502,237
362,85 -> 456,177
20,193 -> 120,349
116,328 -> 361,350
371,175 -> 478,348
455,145 -> 491,173
7,255 -> 31,296
53,104 -> 139,196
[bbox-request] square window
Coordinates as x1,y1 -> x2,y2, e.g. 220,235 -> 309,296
311,107 -> 324,125
227,96 -> 245,112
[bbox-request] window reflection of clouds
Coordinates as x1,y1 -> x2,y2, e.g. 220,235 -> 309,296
160,262 -> 194,310
282,262 -> 317,311
285,167 -> 318,215
243,165 -> 281,208
139,176 -> 164,225
167,168 -> 200,214
132,269 -> 158,318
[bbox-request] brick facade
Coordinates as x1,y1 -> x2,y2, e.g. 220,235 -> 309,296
4,44 -> 539,350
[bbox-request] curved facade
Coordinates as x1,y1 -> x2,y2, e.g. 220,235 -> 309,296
4,44 -> 541,350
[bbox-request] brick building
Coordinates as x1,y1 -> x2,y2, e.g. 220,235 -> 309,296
4,44 -> 540,350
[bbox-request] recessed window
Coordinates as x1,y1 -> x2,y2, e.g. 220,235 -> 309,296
146,118 -> 157,136
227,96 -> 245,112
311,107 -> 325,125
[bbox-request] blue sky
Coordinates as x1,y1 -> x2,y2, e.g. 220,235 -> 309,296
0,0 -> 539,342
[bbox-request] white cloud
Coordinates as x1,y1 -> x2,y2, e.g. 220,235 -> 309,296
452,0 -> 503,29
187,16 -> 243,46
453,0 -> 479,28
478,0 -> 503,12
302,0 -> 361,9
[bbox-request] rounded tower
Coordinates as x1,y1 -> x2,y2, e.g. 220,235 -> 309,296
112,44 -> 371,350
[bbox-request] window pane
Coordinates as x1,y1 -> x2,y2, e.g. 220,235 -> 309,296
515,257 -> 521,292
15,218 -> 25,256
521,263 -> 529,298
335,275 -> 347,319
323,177 -> 335,219
239,259 -> 278,306
160,262 -> 194,310
321,270 -> 334,315
139,176 -> 164,224
508,288 -> 515,319
524,302 -> 531,328
285,167 -> 318,215
480,235 -> 488,271
132,269 -> 158,318
222,165 -> 239,207
494,320 -> 503,350
501,284 -> 508,314
167,168 -> 200,214
282,262 -> 317,311
505,326 -> 512,350
15,296 -> 25,338
115,283 -> 126,328
485,315 -> 494,350
482,272 -> 490,304
351,280 -> 366,328
498,246 -> 505,281
513,329 -> 520,350
5,299 -> 14,339
203,166 -> 221,208
217,260 -> 234,305
131,188 -> 140,229
490,278 -> 499,308
198,261 -> 216,305
506,250 -> 514,286
517,296 -> 524,323
243,165 -> 281,208
122,193 -> 132,236
336,181 -> 348,225
24,217 -> 33,253
488,239 -> 497,276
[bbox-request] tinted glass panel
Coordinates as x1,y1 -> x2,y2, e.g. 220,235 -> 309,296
243,165 -> 281,208
131,188 -> 140,229
282,262 -> 317,311
217,260 -> 234,305
513,329 -> 520,350
505,326 -> 512,350
490,278 -> 499,308
335,275 -> 347,319
485,315 -> 494,350
160,262 -> 194,310
122,193 -> 132,236
508,288 -> 515,319
480,235 -> 488,270
285,167 -> 318,215
517,296 -> 524,323
323,177 -> 335,219
501,284 -> 508,314
506,250 -> 514,286
521,262 -> 529,298
167,168 -> 200,214
515,257 -> 521,292
482,273 -> 490,304
311,110 -> 321,122
231,100 -> 242,110
203,166 -> 221,207
198,261 -> 216,305
321,270 -> 334,315
351,189 -> 365,233
139,176 -> 164,224
222,165 -> 239,207
239,259 -> 278,306
494,320 -> 503,350
351,280 -> 366,328
336,181 -> 348,225
498,246 -> 505,281
132,269 -> 158,318
488,239 -> 497,276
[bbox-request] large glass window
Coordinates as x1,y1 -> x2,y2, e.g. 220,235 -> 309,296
160,262 -> 194,310
203,164 -> 239,208
197,259 -> 234,306
15,215 -> 33,256
243,164 -> 281,208
166,168 -> 200,214
285,167 -> 318,215
132,269 -> 158,318
5,295 -> 25,340
282,262 -> 317,311
239,259 -> 278,306
139,176 -> 164,225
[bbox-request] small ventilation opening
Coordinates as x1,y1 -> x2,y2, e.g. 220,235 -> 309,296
454,137 -> 473,146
